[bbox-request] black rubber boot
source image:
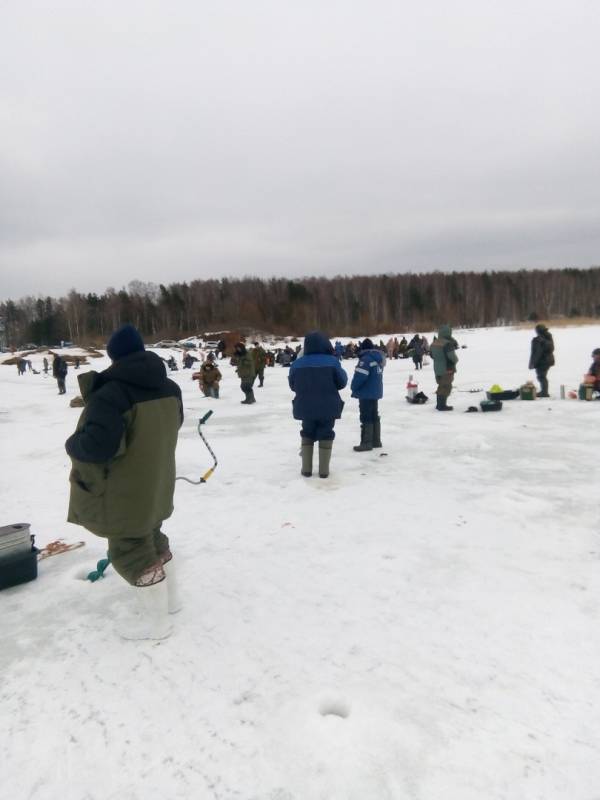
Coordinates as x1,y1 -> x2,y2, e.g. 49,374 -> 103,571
353,423 -> 374,451
373,416 -> 382,448
301,438 -> 314,477
318,440 -> 333,478
436,395 -> 453,411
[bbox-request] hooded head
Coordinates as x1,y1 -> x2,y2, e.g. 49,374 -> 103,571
234,342 -> 246,356
592,348 -> 600,359
107,324 -> 145,362
360,338 -> 374,351
438,324 -> 452,339
303,331 -> 333,355
535,324 -> 548,335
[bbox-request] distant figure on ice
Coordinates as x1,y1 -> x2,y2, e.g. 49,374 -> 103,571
430,324 -> 458,411
65,324 -> 183,640
234,342 -> 256,404
408,335 -> 425,370
16,358 -> 27,375
288,331 -> 347,478
351,338 -> 384,452
182,352 -> 197,369
193,353 -> 222,398
251,342 -> 267,387
43,356 -> 49,374
584,348 -> 600,395
53,353 -> 68,394
529,324 -> 554,398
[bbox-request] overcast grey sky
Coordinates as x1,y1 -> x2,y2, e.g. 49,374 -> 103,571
1,0 -> 599,300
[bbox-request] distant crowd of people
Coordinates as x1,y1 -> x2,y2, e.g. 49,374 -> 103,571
11,323 -> 600,410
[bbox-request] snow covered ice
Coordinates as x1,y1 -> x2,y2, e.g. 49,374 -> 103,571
1,326 -> 600,799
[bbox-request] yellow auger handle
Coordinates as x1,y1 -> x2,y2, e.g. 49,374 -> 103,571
200,467 -> 215,483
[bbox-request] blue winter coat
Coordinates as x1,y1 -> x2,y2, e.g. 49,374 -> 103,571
350,348 -> 384,399
288,332 -> 348,420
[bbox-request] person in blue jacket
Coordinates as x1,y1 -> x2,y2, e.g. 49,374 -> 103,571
288,331 -> 348,478
350,338 -> 384,451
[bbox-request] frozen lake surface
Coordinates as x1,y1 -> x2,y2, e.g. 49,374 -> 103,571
1,325 -> 599,799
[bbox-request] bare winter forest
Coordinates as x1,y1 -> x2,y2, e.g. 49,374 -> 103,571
2,267 -> 600,346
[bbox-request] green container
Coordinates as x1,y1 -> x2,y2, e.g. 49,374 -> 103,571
520,385 -> 536,400
579,383 -> 594,401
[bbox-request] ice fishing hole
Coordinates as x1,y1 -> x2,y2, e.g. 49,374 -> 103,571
319,700 -> 351,719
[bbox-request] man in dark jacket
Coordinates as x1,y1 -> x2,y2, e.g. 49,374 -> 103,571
65,324 -> 183,640
408,335 -> 425,369
529,324 -> 554,397
350,338 -> 385,451
288,332 -> 347,478
53,353 -> 68,394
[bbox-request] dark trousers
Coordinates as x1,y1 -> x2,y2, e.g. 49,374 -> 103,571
57,378 -> 66,394
536,369 -> 549,395
359,398 -> 378,424
412,356 -> 423,370
108,526 -> 171,585
301,419 -> 335,441
435,372 -> 454,398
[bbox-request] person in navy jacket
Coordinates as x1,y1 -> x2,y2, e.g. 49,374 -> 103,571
350,338 -> 385,451
288,331 -> 348,479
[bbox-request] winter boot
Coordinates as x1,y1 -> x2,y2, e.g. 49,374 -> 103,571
436,394 -> 453,411
353,423 -> 374,451
163,558 -> 182,614
247,389 -> 256,404
318,440 -> 333,478
301,438 -> 314,477
240,391 -> 250,404
373,416 -> 382,448
116,578 -> 172,640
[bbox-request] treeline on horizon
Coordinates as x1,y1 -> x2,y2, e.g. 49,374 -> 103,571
2,267 -> 600,347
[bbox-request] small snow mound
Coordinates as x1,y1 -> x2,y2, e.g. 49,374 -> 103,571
319,698 -> 351,719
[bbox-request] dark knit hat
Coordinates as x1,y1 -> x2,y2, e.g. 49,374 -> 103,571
107,324 -> 145,361
360,338 -> 374,351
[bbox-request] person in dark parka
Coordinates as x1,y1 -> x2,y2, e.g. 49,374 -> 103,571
350,338 -> 384,451
288,331 -> 347,478
65,324 -> 183,640
529,324 -> 554,397
53,353 -> 68,394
